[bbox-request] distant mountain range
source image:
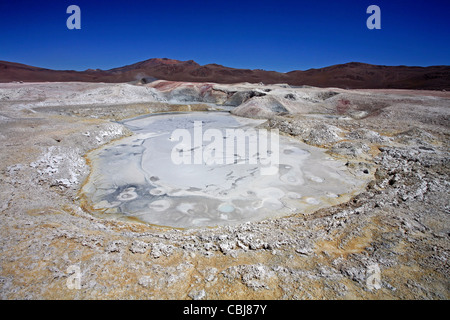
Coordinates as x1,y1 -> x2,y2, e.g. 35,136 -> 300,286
1,58 -> 449,90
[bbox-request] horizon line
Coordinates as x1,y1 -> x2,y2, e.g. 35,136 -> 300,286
2,58 -> 449,73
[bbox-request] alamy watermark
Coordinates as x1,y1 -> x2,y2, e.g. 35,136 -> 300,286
367,5 -> 381,30
66,5 -> 81,30
66,265 -> 81,289
170,121 -> 280,175
366,263 -> 382,291
66,5 -> 381,30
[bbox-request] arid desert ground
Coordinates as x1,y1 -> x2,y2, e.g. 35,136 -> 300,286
0,80 -> 448,299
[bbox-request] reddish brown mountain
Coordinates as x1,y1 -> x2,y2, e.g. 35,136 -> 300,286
1,58 -> 449,90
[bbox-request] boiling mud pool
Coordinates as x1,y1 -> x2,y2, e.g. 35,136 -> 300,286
81,112 -> 368,228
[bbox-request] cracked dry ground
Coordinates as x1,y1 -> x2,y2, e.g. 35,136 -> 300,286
0,89 -> 449,300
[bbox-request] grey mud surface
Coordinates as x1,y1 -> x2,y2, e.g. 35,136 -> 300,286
0,81 -> 449,299
82,112 -> 370,228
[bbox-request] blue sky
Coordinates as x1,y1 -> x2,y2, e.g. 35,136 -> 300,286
0,0 -> 449,72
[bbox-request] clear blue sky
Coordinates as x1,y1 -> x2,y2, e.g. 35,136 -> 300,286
0,0 -> 449,72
